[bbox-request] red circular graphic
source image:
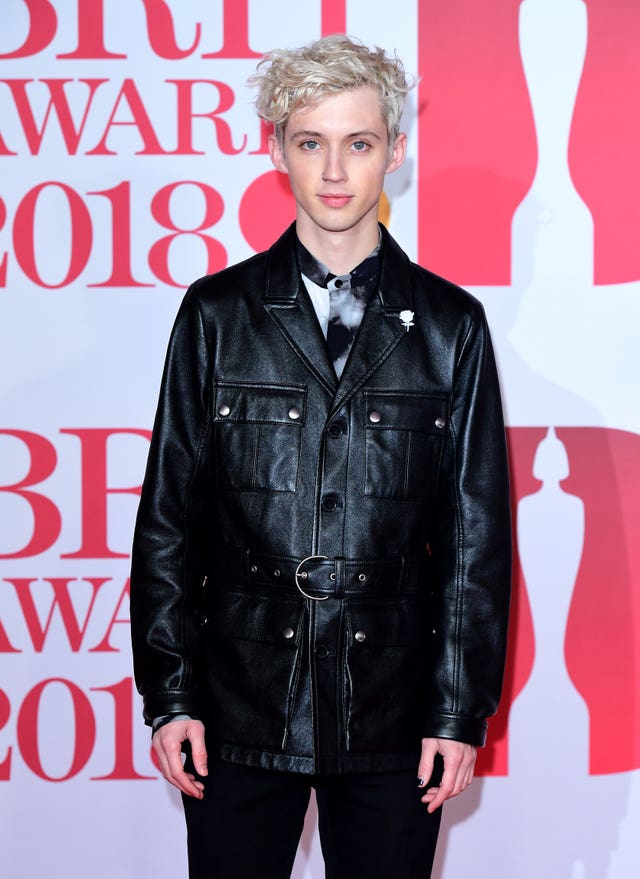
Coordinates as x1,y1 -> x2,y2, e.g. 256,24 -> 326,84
239,170 -> 296,252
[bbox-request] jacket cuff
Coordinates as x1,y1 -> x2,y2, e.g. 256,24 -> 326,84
422,712 -> 488,747
141,689 -> 203,726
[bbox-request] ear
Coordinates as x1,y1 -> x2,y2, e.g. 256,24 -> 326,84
385,132 -> 407,175
268,133 -> 288,174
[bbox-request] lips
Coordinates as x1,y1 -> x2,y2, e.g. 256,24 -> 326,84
318,194 -> 353,208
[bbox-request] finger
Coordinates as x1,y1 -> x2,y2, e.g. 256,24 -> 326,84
423,750 -> 475,810
163,750 -> 205,798
458,748 -> 476,791
463,762 -> 475,790
416,748 -> 436,790
188,724 -> 209,777
421,756 -> 460,811
422,775 -> 452,812
154,735 -> 204,799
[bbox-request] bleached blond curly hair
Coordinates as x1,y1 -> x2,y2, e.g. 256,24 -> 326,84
250,35 -> 412,145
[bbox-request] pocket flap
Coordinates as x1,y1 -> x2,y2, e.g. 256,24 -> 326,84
206,589 -> 305,645
346,597 -> 430,647
363,391 -> 448,434
214,382 -> 307,425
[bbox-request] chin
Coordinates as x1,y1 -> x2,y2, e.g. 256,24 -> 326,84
314,213 -> 365,234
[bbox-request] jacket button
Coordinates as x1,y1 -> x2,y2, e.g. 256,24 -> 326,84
327,422 -> 343,439
354,630 -> 366,643
434,417 -> 446,429
321,494 -> 339,512
283,627 -> 295,640
368,411 -> 382,423
288,407 -> 301,420
315,644 -> 329,659
218,403 -> 231,417
250,564 -> 258,574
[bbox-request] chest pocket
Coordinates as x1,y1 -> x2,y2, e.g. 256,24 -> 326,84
213,382 -> 306,492
363,391 -> 448,500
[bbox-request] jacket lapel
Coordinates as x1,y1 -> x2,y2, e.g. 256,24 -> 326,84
262,224 -> 415,410
328,228 -> 415,419
262,226 -> 338,396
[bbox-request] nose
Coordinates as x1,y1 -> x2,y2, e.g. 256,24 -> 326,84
322,147 -> 347,183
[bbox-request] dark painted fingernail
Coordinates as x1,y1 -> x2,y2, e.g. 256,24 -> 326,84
417,777 -> 425,787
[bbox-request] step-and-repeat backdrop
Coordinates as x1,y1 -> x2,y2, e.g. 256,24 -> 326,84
1,1 -> 639,876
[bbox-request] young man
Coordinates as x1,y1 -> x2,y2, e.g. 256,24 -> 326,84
131,35 -> 511,879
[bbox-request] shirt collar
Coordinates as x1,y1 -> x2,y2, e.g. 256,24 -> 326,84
295,234 -> 382,299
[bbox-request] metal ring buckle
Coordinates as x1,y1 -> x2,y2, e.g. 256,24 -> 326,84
295,555 -> 329,601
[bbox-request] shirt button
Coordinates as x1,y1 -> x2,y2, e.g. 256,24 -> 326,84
368,411 -> 382,423
218,404 -> 231,417
288,407 -> 301,420
315,644 -> 329,659
435,417 -> 446,429
282,627 -> 295,640
321,494 -> 339,512
354,630 -> 366,643
327,422 -> 343,439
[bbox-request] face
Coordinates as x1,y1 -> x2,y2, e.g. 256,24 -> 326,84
268,86 -> 406,243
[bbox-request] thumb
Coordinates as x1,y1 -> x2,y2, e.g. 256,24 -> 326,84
417,739 -> 437,789
188,723 -> 208,776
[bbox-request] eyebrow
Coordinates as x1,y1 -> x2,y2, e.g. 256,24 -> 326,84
289,129 -> 383,141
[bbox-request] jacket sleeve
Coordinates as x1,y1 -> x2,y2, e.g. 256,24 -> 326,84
130,283 -> 213,724
423,301 -> 512,746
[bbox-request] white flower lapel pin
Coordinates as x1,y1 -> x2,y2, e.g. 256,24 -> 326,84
399,310 -> 415,333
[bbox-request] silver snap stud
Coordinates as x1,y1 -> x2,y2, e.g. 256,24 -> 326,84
435,417 -> 446,429
250,564 -> 258,574
358,573 -> 366,582
368,411 -> 381,424
299,571 -> 308,579
273,569 -> 281,577
329,572 -> 336,581
283,627 -> 295,640
218,403 -> 231,417
288,407 -> 301,420
354,630 -> 366,643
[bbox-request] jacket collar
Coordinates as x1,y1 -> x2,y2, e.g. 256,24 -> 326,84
263,223 -> 415,408
264,223 -> 414,310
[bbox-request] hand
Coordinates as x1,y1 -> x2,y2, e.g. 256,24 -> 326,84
417,737 -> 477,813
152,718 -> 208,799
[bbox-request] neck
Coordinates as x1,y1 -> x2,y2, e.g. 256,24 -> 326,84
295,217 -> 380,275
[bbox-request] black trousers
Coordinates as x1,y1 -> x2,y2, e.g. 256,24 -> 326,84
182,758 -> 442,879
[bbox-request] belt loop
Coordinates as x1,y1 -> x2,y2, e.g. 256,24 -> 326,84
334,557 -> 345,598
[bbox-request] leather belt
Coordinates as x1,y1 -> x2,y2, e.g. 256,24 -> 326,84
214,548 -> 428,599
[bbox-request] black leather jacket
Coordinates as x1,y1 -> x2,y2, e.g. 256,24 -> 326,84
130,224 -> 511,775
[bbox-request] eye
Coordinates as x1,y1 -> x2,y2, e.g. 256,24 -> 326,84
351,140 -> 370,152
301,140 -> 320,151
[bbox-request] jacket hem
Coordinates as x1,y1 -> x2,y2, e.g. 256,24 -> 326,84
212,742 -> 420,775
